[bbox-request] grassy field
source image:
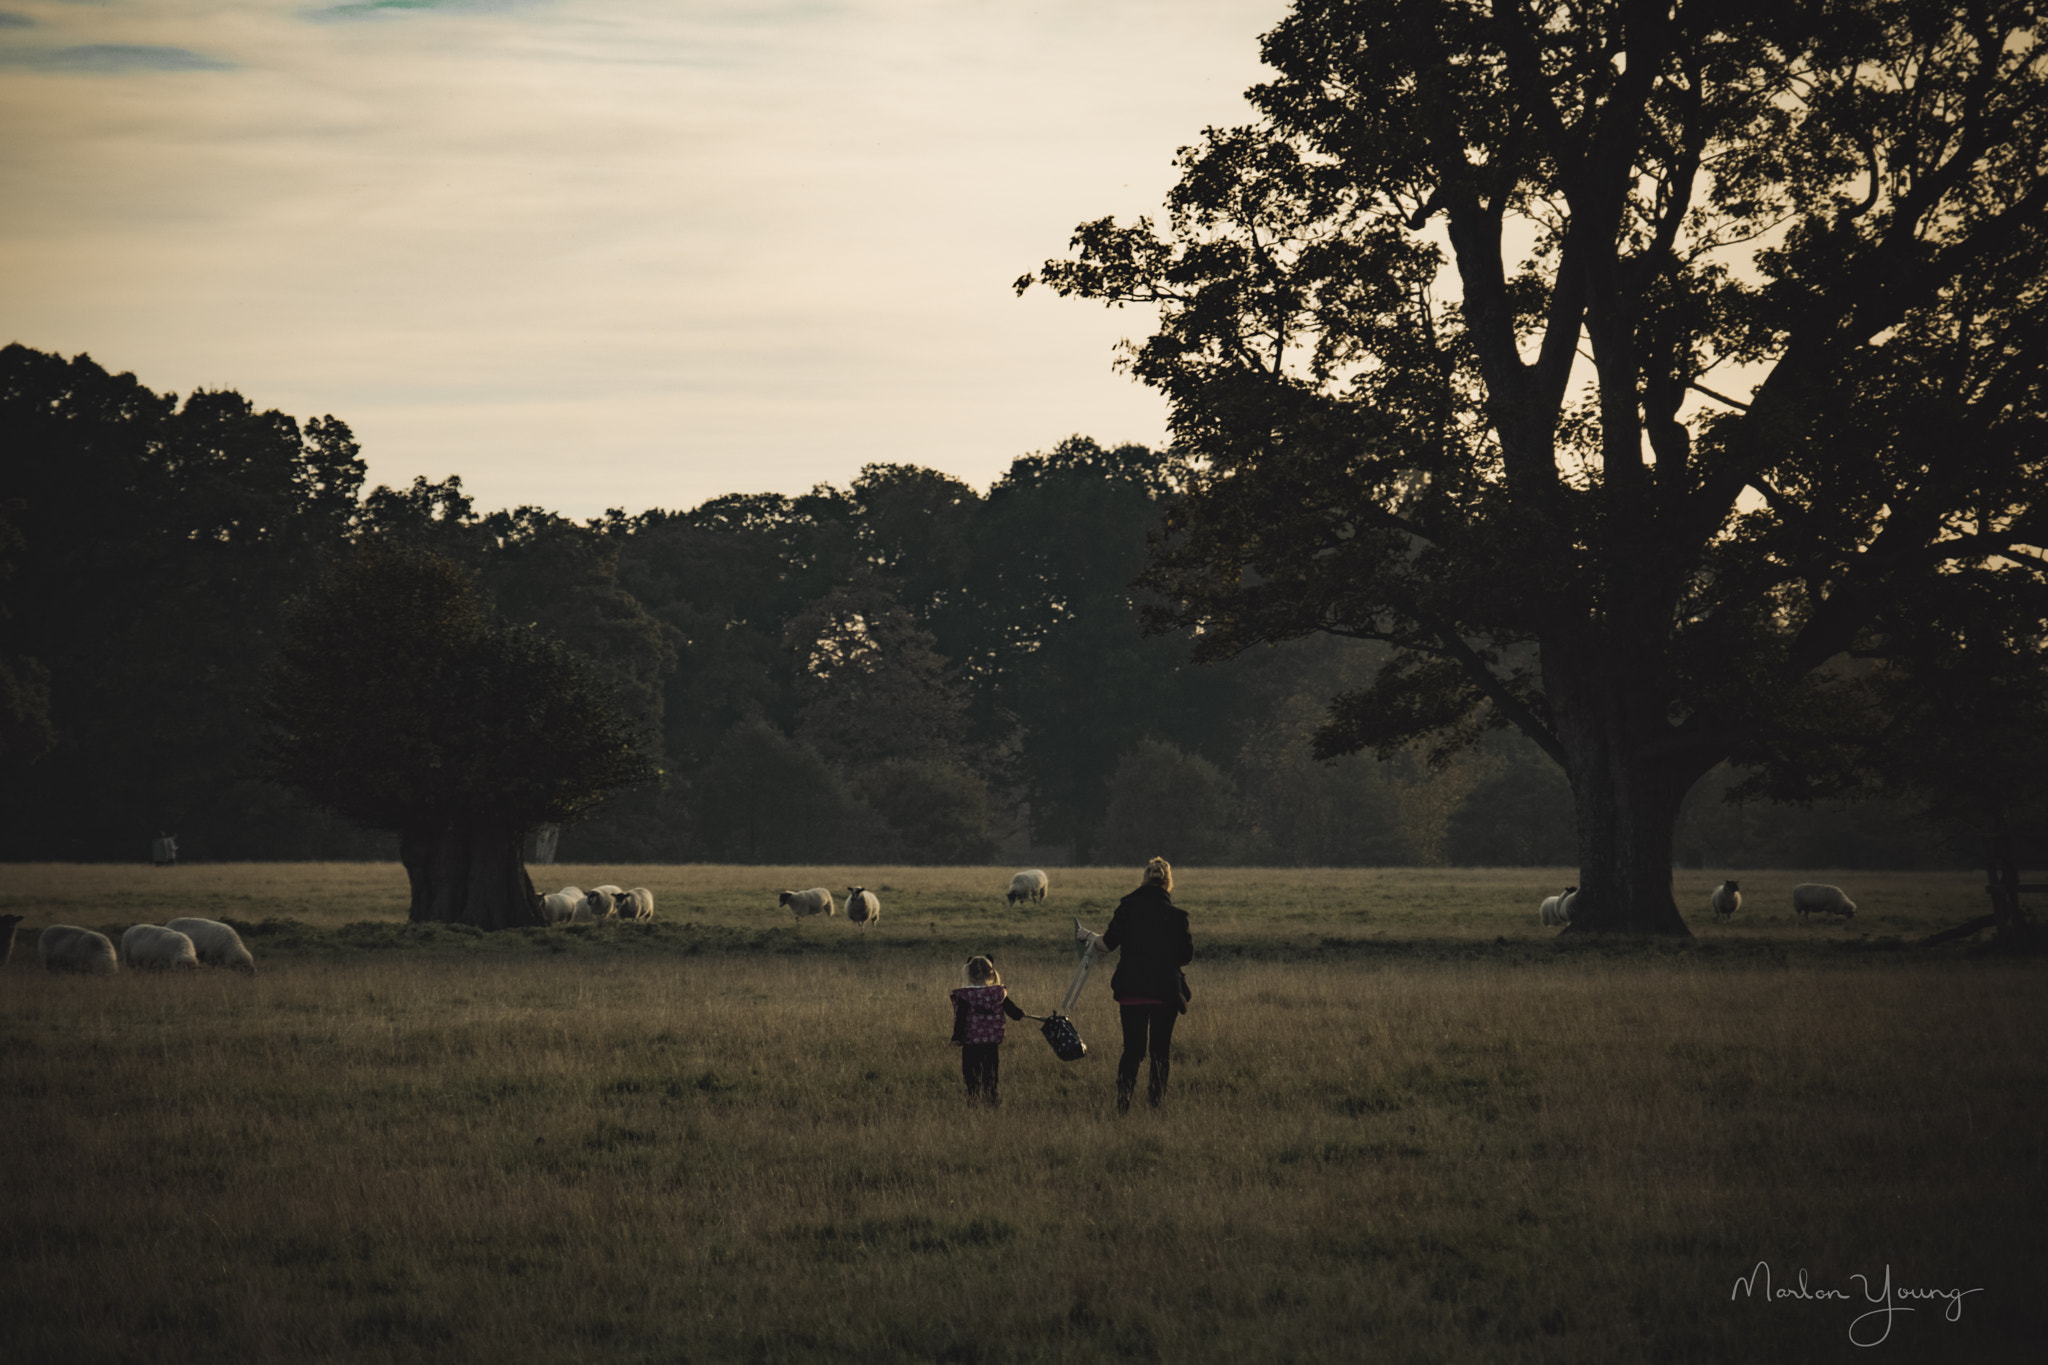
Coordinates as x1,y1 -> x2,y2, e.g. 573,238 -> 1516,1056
2,864 -> 2043,1363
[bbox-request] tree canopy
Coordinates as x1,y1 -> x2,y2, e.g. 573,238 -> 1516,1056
265,542 -> 658,926
1022,0 -> 2048,930
2,338 -> 1979,879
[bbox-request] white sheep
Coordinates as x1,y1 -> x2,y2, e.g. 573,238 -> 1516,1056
1792,883 -> 1856,922
41,925 -> 118,974
541,887 -> 583,925
614,886 -> 655,922
1710,880 -> 1741,922
0,912 -> 21,968
119,924 -> 199,971
165,917 -> 256,974
1006,869 -> 1049,905
1540,885 -> 1578,927
575,885 -> 620,922
779,887 -> 835,919
846,886 -> 880,928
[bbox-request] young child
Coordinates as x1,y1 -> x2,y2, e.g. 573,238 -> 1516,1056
949,955 -> 1027,1106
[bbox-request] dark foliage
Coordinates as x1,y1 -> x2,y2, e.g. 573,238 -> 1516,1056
1023,0 -> 2047,924
265,542 -> 656,834
4,334 -> 1986,874
264,542 -> 658,926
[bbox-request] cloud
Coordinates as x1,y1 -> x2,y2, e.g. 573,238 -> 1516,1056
309,0 -> 546,19
0,13 -> 37,30
0,0 -> 1286,516
0,43 -> 235,72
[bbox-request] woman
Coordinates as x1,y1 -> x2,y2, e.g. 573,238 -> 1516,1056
1099,856 -> 1193,1113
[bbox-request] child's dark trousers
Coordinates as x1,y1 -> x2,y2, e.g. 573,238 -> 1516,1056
961,1042 -> 1001,1105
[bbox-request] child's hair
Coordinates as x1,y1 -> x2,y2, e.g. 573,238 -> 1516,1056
964,954 -> 1001,986
1142,856 -> 1173,893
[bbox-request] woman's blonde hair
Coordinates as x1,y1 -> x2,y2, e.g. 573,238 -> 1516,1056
963,955 -> 1001,986
1142,857 -> 1173,892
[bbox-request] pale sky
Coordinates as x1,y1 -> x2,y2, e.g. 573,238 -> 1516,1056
1,0 -> 1291,518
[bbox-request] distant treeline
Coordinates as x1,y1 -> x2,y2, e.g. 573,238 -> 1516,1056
0,344 -> 1953,867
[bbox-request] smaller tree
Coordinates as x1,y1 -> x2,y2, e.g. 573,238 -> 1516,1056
690,721 -> 882,863
1098,739 -> 1239,866
865,758 -> 997,864
265,543 -> 656,928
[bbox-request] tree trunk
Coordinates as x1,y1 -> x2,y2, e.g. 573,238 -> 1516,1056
1546,650 -> 1707,936
399,822 -> 543,930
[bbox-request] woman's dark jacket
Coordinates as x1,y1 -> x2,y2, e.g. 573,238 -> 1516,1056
1101,884 -> 1193,1012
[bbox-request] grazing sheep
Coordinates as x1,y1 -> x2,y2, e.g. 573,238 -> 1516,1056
846,887 -> 880,928
613,886 -> 655,922
1540,886 -> 1578,927
119,924 -> 199,971
0,912 -> 21,968
165,917 -> 256,974
540,888 -> 582,925
575,886 -> 620,923
1792,883 -> 1856,922
41,925 -> 118,975
1710,880 -> 1741,923
779,888 -> 836,919
1006,869 -> 1050,905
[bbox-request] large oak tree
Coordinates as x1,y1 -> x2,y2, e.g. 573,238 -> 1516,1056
265,542 -> 657,928
1023,0 -> 2048,931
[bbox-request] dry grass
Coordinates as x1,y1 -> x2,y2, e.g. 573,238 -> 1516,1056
1,865 -> 2042,1362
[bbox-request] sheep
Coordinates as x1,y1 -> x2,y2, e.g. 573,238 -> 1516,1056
1710,880 -> 1741,923
779,888 -> 835,919
42,925 -> 118,974
540,888 -> 582,925
166,917 -> 256,974
613,886 -> 655,922
1540,885 -> 1578,927
119,924 -> 198,971
1792,883 -> 1856,922
1006,869 -> 1050,905
575,886 -> 620,923
0,913 -> 21,968
846,887 -> 880,928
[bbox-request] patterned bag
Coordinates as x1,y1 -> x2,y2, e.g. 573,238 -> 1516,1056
1041,1012 -> 1087,1062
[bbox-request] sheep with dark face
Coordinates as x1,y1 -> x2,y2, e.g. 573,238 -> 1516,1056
577,886 -> 621,922
166,917 -> 256,974
41,926 -> 117,975
1792,883 -> 1856,922
779,888 -> 835,919
1540,886 -> 1578,927
613,887 -> 654,922
846,887 -> 880,928
1710,880 -> 1741,922
1006,870 -> 1049,905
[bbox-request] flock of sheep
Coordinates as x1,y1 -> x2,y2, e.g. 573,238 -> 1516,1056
1537,879 -> 1858,927
537,868 -> 1056,931
775,869 -> 1052,926
2,869 -> 1058,971
539,883 -> 655,925
17,915 -> 257,976
1,866 -> 1866,973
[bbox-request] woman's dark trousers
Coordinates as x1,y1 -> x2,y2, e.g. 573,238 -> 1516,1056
1116,1003 -> 1179,1111
961,1043 -> 1001,1105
